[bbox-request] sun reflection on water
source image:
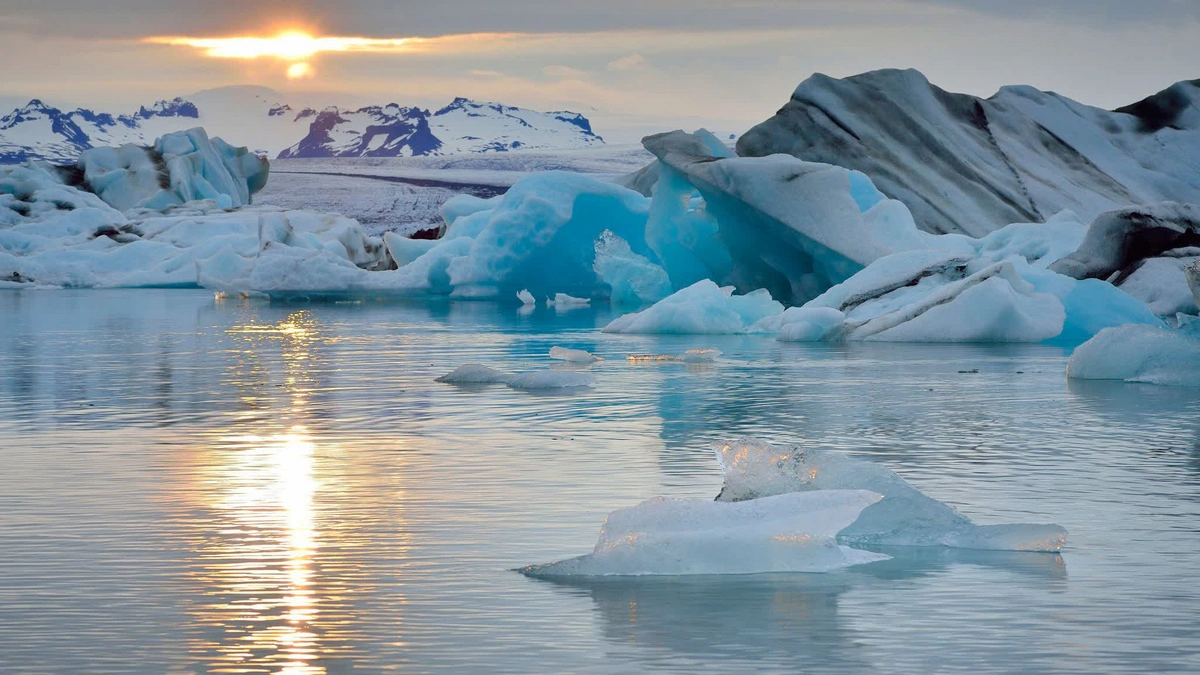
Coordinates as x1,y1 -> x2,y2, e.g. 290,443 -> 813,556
187,311 -> 343,674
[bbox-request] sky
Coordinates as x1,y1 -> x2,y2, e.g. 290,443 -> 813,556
1,0 -> 1197,141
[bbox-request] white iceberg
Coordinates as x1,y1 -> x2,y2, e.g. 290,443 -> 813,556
521,490 -> 888,576
715,438 -> 1067,551
603,279 -> 784,334
549,346 -> 602,363
1066,320 -> 1200,387
506,370 -> 594,390
77,127 -> 268,211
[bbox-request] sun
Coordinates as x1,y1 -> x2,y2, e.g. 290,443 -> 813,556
286,62 -> 314,80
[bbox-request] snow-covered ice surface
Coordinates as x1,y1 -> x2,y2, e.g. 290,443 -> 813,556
715,439 -> 1067,551
522,490 -> 888,576
1067,320 -> 1200,387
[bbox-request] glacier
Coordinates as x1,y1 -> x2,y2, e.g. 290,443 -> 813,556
521,490 -> 889,576
714,438 -> 1067,552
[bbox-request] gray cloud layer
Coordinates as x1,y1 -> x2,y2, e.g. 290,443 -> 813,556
3,0 -> 1194,39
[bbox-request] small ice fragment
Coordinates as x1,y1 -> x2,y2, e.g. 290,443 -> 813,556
521,490 -> 888,576
517,289 -> 536,305
626,354 -> 683,363
549,346 -> 603,363
547,293 -> 591,308
681,348 -> 722,362
435,364 -> 513,384
507,370 -> 594,390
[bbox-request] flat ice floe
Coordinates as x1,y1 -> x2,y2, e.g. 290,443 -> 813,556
715,438 -> 1067,552
521,490 -> 888,576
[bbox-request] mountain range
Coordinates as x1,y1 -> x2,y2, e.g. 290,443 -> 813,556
0,86 -> 604,164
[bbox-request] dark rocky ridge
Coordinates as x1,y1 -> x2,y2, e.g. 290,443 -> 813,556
738,69 -> 1200,237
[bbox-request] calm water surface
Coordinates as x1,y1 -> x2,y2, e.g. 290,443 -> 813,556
1,290 -> 1198,674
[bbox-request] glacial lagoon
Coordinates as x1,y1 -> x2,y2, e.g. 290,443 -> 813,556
2,289 -> 1199,674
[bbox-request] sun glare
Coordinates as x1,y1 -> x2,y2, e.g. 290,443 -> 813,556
144,31 -> 414,61
286,62 -> 314,79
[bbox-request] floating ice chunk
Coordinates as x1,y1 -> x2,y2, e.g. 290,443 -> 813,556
603,280 -> 784,334
714,438 -> 1067,551
435,364 -> 513,385
547,293 -> 590,308
517,289 -> 536,305
680,348 -> 722,362
1066,324 -> 1200,387
507,370 -> 595,390
549,346 -> 602,363
521,490 -> 888,576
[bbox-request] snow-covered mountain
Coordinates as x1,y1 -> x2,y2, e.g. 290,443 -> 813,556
737,69 -> 1200,237
278,98 -> 602,158
0,87 -> 604,164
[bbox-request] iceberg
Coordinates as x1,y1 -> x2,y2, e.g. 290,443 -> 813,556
521,490 -> 888,576
737,69 -> 1200,237
1066,321 -> 1200,387
607,214 -> 1160,343
603,279 -> 783,334
74,127 -> 268,211
641,129 -> 931,305
715,438 -> 1067,551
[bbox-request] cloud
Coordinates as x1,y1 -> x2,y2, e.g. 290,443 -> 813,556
542,65 -> 590,80
468,69 -> 503,77
606,53 -> 648,72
